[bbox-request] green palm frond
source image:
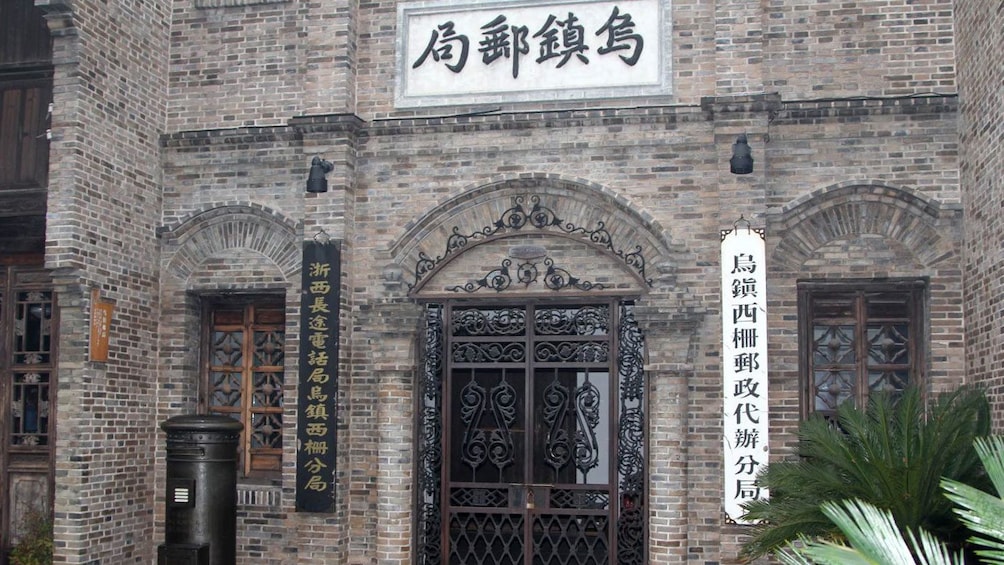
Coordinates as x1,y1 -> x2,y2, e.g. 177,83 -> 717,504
942,436 -> 1004,564
775,433 -> 1004,565
777,499 -> 963,565
740,386 -> 991,560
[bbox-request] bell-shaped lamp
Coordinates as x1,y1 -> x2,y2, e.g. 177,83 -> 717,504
730,134 -> 754,175
306,157 -> 334,193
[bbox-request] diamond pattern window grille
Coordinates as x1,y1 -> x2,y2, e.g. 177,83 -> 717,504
204,300 -> 285,476
799,280 -> 925,420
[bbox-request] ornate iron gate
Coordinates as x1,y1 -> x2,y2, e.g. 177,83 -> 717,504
416,300 -> 645,565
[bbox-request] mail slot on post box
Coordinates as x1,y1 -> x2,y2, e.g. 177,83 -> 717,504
159,414 -> 243,565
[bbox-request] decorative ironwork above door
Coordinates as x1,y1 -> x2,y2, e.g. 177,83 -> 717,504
450,257 -> 607,294
416,299 -> 646,565
407,195 -> 655,292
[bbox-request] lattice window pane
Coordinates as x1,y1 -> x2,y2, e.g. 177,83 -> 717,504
867,324 -> 909,365
868,370 -> 910,397
249,413 -> 282,449
801,281 -> 924,419
813,370 -> 854,414
252,371 -> 283,408
212,330 -> 243,366
209,371 -> 242,408
203,300 -> 285,476
11,372 -> 49,446
13,291 -> 51,365
812,325 -> 855,365
253,330 -> 284,367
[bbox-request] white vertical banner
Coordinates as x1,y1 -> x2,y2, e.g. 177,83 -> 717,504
721,220 -> 769,523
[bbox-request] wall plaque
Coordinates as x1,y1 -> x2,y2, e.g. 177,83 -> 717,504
396,0 -> 671,107
89,289 -> 113,363
295,240 -> 341,513
721,221 -> 770,524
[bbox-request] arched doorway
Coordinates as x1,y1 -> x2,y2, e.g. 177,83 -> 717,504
396,186 -> 670,565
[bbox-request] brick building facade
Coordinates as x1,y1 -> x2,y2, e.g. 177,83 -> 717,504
956,3 -> 1004,417
0,0 -> 999,563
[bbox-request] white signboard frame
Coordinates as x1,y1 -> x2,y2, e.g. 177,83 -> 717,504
395,0 -> 672,108
721,222 -> 770,524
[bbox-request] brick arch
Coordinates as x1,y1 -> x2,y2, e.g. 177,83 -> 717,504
769,181 -> 959,271
160,204 -> 301,285
390,174 -> 678,294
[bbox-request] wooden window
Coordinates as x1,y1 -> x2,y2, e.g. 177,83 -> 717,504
202,299 -> 285,477
0,72 -> 51,190
798,280 -> 926,420
0,0 -> 53,191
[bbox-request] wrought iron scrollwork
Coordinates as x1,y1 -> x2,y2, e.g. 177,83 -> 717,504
542,373 -> 601,477
542,258 -> 606,292
534,341 -> 608,363
450,256 -> 606,294
542,379 -> 572,472
418,301 -> 647,564
411,195 -> 654,291
459,379 -> 489,470
453,342 -> 526,363
459,376 -> 518,473
617,303 -> 646,565
574,379 -> 601,475
452,307 -> 526,336
488,381 -> 517,471
451,259 -> 514,293
417,305 -> 444,565
535,305 -> 609,336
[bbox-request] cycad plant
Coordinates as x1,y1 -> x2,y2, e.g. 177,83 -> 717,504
776,498 -> 963,565
740,386 -> 991,560
943,435 -> 1004,564
776,435 -> 1004,565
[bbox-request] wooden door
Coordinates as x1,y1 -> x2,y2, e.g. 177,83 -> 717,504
0,265 -> 56,561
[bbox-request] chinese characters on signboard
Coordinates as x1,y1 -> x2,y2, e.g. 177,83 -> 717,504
89,288 -> 113,363
721,223 -> 769,523
396,0 -> 669,107
296,240 -> 341,512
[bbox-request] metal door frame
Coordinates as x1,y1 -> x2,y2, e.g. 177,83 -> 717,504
414,298 -> 646,565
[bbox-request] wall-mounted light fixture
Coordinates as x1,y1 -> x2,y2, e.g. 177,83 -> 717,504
730,134 -> 753,175
306,156 -> 334,193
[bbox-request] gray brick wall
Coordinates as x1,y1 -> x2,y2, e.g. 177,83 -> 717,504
956,2 -> 1004,420
34,0 -> 990,563
38,0 -> 171,562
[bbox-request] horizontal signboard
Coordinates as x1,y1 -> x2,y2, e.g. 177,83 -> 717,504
396,0 -> 671,107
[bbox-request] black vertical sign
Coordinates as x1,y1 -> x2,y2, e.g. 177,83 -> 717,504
296,240 -> 340,512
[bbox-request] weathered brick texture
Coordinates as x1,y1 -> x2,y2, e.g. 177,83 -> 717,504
38,0 -> 171,562
955,2 -> 1004,427
33,0 -> 998,563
